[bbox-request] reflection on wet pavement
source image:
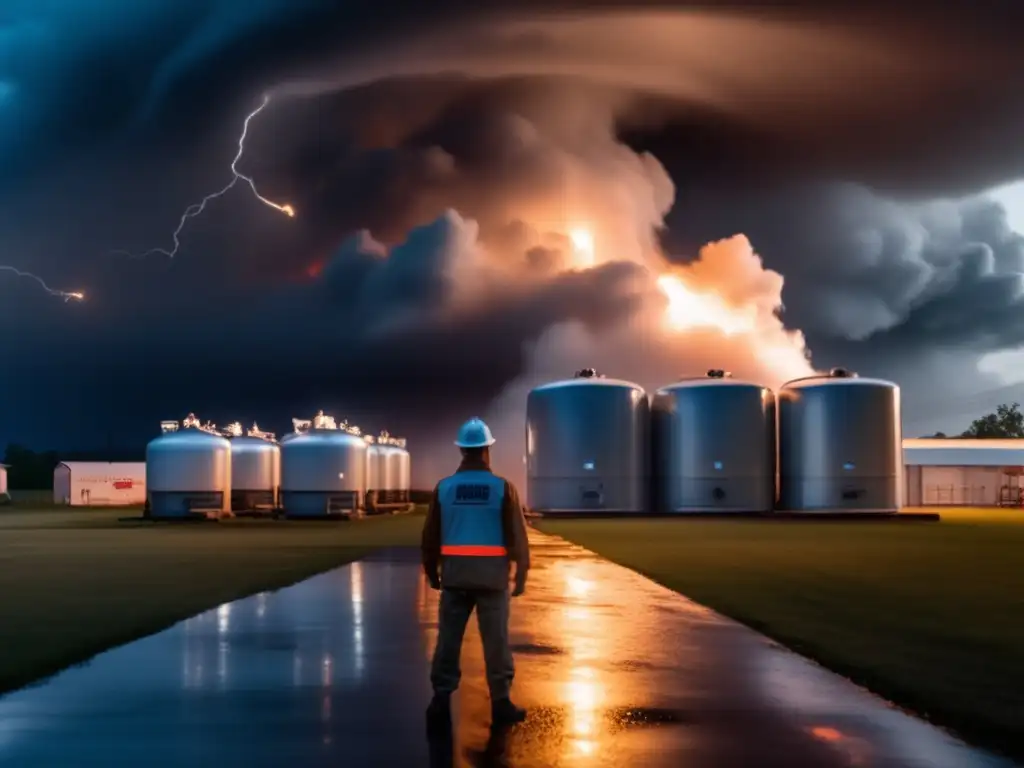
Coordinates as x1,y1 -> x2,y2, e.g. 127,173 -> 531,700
425,532 -> 1017,767
0,530 -> 1015,767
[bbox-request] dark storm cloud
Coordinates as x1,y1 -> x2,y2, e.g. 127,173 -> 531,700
664,184 -> 1024,353
278,4 -> 1024,193
0,199 -> 648,457
320,213 -> 646,337
5,0 -> 1024,458
5,1 -> 1024,190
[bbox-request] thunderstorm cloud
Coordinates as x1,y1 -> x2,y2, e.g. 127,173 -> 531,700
3,1 -> 1024,483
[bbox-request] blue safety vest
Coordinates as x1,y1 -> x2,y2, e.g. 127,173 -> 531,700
437,470 -> 507,557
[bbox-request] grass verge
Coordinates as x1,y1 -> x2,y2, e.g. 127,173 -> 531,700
538,507 -> 1024,761
0,507 -> 424,695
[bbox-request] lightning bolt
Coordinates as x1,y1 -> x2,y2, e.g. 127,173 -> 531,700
114,93 -> 295,260
0,266 -> 84,302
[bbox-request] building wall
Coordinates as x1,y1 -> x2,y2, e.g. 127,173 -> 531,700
54,464 -> 147,506
0,467 -> 7,497
53,464 -> 71,504
904,465 -> 922,506
904,464 -> 1007,506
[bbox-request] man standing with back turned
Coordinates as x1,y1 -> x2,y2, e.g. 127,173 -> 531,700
422,417 -> 531,724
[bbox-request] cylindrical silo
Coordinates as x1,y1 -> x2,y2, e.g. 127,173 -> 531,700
777,368 -> 903,513
228,428 -> 281,512
280,420 -> 368,518
366,434 -> 412,511
395,439 -> 411,503
652,370 -> 776,513
378,444 -> 399,503
526,368 -> 648,515
387,444 -> 408,503
146,419 -> 231,518
364,437 -> 383,512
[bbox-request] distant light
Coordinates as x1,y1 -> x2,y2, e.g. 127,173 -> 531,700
569,228 -> 596,268
583,462 -> 595,471
843,462 -> 855,471
713,461 -> 723,471
338,473 -> 345,479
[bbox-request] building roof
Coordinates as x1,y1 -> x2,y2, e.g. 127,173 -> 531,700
56,462 -> 146,473
903,438 -> 1024,467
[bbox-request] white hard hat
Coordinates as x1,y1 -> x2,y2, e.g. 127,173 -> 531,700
455,418 -> 496,448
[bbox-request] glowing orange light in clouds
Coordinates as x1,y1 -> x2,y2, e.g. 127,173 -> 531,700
656,273 -> 757,335
566,226 -> 761,336
569,227 -> 596,268
811,727 -> 844,742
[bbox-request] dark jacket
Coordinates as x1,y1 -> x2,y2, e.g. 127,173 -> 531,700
421,456 -> 530,591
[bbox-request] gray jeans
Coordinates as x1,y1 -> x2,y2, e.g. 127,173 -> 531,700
431,587 -> 515,700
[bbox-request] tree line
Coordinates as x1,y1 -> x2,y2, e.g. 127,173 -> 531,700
926,402 -> 1024,439
2,445 -> 144,491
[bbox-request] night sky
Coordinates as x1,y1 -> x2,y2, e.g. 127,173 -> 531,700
3,1 -> 1024,486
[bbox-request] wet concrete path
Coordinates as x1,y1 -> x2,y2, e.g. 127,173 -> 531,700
0,530 -> 1014,767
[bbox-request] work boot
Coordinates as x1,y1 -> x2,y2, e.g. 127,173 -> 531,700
491,697 -> 527,724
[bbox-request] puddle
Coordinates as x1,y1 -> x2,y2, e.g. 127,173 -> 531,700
226,633 -> 298,652
510,642 -> 564,656
613,659 -> 662,672
606,707 -> 691,729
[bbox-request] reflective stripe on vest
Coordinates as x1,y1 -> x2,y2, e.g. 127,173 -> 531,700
437,470 -> 506,557
440,544 -> 508,556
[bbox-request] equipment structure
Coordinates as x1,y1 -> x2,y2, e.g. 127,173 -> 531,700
777,368 -> 903,514
651,370 -> 775,513
526,368 -> 649,515
280,411 -> 368,519
223,422 -> 280,514
146,415 -> 232,519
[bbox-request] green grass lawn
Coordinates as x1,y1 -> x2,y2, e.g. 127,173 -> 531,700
538,508 -> 1024,760
0,506 -> 424,695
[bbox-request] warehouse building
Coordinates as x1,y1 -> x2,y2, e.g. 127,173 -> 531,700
53,462 -> 146,506
903,439 -> 1024,506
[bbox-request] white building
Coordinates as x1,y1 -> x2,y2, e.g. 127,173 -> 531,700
53,462 -> 146,506
903,439 -> 1024,506
0,464 -> 9,503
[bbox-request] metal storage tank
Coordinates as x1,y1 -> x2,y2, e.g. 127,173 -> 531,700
146,415 -> 231,518
526,368 -> 648,514
652,370 -> 775,513
777,368 -> 903,513
364,436 -> 384,512
375,432 -> 412,505
280,412 -> 368,518
225,422 -> 281,512
367,432 -> 412,509
394,438 -> 411,503
379,444 -> 400,501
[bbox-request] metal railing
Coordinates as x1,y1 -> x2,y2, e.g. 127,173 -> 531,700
922,485 -> 990,505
